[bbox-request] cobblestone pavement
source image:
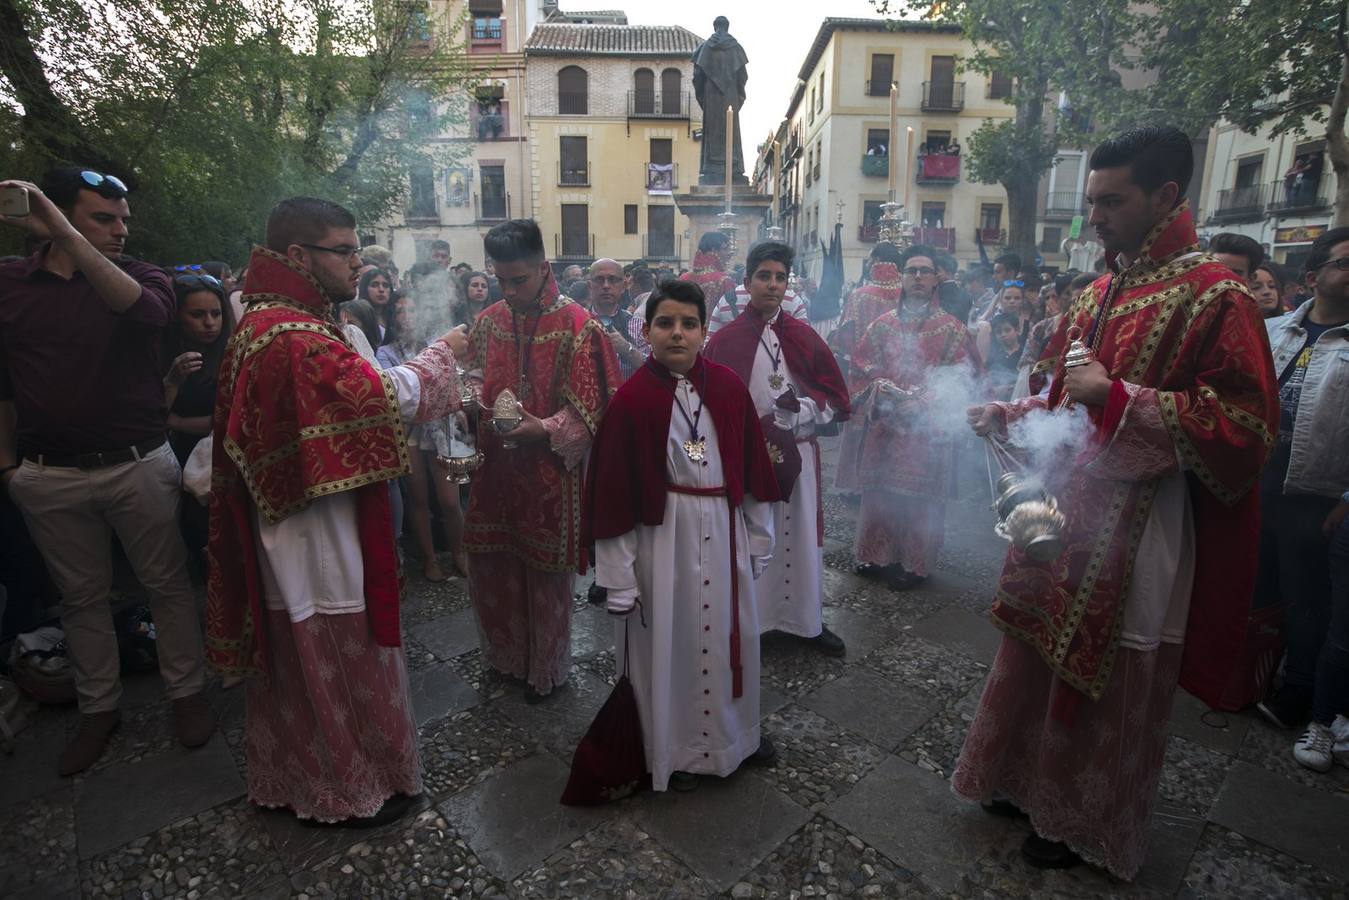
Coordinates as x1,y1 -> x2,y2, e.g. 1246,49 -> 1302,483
4,438 -> 1349,899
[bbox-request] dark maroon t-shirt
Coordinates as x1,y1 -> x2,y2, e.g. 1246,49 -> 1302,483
0,248 -> 174,455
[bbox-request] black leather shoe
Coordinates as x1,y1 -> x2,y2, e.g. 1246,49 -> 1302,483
669,771 -> 700,792
587,582 -> 608,605
855,563 -> 886,581
1021,834 -> 1081,869
747,736 -> 778,766
812,626 -> 846,658
884,568 -> 926,591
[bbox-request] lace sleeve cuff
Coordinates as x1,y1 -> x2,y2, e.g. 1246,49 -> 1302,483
543,405 -> 592,471
402,340 -> 463,422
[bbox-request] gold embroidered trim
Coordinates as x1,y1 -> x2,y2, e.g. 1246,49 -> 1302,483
1158,389 -> 1240,506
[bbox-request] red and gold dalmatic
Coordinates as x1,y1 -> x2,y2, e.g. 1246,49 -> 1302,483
461,276 -> 621,572
206,248 -> 414,677
836,298 -> 969,495
994,201 -> 1279,708
836,262 -> 902,356
681,250 -> 735,305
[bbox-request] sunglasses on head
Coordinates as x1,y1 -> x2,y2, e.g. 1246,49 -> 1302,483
80,170 -> 128,195
173,273 -> 222,291
1003,279 -> 1024,288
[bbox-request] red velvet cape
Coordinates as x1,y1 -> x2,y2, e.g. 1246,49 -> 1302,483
205,248 -> 407,678
702,304 -> 851,423
582,355 -> 780,553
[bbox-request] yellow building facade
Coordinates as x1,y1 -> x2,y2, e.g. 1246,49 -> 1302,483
524,22 -> 704,267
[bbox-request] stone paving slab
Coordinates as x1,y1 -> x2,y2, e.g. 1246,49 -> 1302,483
74,732 -> 244,859
494,668 -> 610,759
800,668 -> 938,752
570,602 -> 616,659
409,607 -> 481,661
631,769 -> 811,889
0,723 -> 68,809
907,606 -> 1002,665
409,661 -> 481,728
822,604 -> 900,663
438,753 -> 605,880
1209,759 -> 1349,881
257,796 -> 436,874
823,754 -> 1012,894
1168,687 -> 1250,757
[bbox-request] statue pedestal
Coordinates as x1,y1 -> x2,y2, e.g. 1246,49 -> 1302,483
674,186 -> 773,257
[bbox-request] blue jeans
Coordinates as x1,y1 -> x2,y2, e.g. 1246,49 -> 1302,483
1313,515 -> 1349,725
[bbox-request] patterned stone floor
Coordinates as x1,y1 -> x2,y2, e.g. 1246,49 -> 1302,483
4,437 -> 1349,899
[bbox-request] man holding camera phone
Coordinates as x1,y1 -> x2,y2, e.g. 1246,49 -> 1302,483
0,169 -> 214,775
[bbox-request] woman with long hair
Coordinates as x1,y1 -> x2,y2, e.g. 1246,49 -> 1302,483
1251,262 -> 1286,318
358,267 -> 396,341
163,272 -> 234,556
463,271 -> 491,322
339,298 -> 383,355
376,295 -> 468,582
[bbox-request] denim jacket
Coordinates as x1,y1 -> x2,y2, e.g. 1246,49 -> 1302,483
1266,300 -> 1349,497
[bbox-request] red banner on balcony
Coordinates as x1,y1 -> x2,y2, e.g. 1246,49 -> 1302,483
920,155 -> 959,180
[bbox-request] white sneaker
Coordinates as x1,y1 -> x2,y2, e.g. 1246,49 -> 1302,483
1294,721 -> 1335,773
1331,715 -> 1349,768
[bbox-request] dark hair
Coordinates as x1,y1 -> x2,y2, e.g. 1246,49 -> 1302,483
339,298 -> 383,350
994,252 -> 1021,273
39,166 -> 130,212
167,276 -> 233,382
632,268 -> 656,293
265,197 -> 356,253
465,270 -> 489,289
1069,272 -> 1097,295
900,244 -> 939,268
933,251 -> 957,277
645,278 -> 707,326
383,293 -> 420,349
358,268 -> 397,317
697,231 -> 730,254
964,264 -> 991,286
745,241 -> 794,280
990,312 -> 1021,333
1305,226 -> 1349,276
430,239 -> 451,254
406,261 -> 438,285
200,260 -> 232,282
1089,126 -> 1194,197
1253,262 -> 1284,292
1210,233 -> 1263,272
869,242 -> 904,265
567,280 -> 589,302
1052,273 -> 1074,296
484,219 -> 545,264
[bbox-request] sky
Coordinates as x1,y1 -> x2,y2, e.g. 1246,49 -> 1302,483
616,0 -> 889,161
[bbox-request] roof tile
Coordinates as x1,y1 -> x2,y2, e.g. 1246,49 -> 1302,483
525,23 -> 703,57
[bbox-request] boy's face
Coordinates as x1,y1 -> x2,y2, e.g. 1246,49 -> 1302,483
995,322 -> 1020,351
644,298 -> 705,374
745,260 -> 789,317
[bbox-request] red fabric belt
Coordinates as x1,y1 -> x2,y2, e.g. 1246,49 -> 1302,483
794,435 -> 824,548
667,483 -> 743,698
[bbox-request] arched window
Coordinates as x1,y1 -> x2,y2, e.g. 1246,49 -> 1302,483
661,68 -> 682,115
633,68 -> 655,114
558,66 -> 588,115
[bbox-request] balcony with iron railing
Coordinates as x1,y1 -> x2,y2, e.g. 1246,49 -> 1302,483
921,81 -> 965,112
864,79 -> 893,97
558,163 -> 591,187
555,232 -> 594,261
1267,177 -> 1332,216
642,233 -> 682,262
975,226 -> 1007,245
1044,191 -> 1085,219
558,91 -> 588,115
1212,184 -> 1269,223
627,91 -> 691,119
470,20 -> 503,53
861,154 -> 888,177
916,154 -> 960,184
475,191 -> 510,222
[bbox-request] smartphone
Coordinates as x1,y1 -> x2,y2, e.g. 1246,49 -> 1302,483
0,186 -> 28,217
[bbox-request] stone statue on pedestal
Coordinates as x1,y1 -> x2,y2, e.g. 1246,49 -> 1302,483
691,16 -> 748,187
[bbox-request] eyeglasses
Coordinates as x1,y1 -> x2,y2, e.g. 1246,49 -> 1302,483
903,266 -> 936,277
300,243 -> 362,262
1003,279 -> 1025,288
80,170 -> 128,194
1315,257 -> 1349,272
590,275 -> 623,285
174,274 -> 222,291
